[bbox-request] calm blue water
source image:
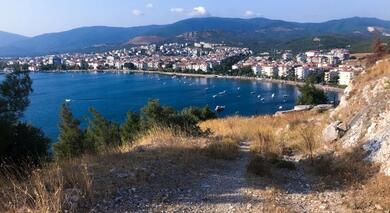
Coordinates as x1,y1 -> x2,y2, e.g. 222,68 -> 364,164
1,72 -> 339,140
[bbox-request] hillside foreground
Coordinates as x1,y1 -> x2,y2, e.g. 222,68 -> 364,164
1,59 -> 390,212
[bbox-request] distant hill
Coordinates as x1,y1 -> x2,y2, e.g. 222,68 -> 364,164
128,36 -> 166,45
0,31 -> 27,48
1,17 -> 390,56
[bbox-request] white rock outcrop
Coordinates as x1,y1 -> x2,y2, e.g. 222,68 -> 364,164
330,59 -> 390,175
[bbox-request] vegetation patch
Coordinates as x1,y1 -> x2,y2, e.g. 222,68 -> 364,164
204,139 -> 239,160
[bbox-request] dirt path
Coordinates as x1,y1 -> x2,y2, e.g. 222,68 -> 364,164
99,142 -> 360,212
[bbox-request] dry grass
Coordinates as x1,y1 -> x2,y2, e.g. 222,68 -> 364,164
0,160 -> 92,212
201,111 -> 327,157
310,147 -> 379,189
355,58 -> 390,87
204,139 -> 239,160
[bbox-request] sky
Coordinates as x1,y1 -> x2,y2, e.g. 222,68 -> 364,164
1,0 -> 389,37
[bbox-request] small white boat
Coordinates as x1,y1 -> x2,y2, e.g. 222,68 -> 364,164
65,99 -> 71,103
271,93 -> 275,98
237,87 -> 241,90
279,106 -> 283,110
163,82 -> 167,85
257,95 -> 261,99
215,105 -> 226,112
260,98 -> 265,101
212,95 -> 218,98
250,91 -> 256,95
218,90 -> 226,95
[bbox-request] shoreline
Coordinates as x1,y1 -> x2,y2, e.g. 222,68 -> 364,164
11,69 -> 345,93
127,70 -> 345,93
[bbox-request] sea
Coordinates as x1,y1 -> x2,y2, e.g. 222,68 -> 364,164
0,72 -> 340,140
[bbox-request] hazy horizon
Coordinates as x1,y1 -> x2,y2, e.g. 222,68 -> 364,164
0,0 -> 389,37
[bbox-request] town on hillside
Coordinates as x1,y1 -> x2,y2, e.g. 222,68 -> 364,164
0,41 -> 363,87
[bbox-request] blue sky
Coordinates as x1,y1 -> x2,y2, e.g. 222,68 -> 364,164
1,0 -> 389,36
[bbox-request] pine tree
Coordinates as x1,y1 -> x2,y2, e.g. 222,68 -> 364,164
0,72 -> 49,165
120,111 -> 140,143
54,103 -> 84,159
86,108 -> 121,151
297,78 -> 328,105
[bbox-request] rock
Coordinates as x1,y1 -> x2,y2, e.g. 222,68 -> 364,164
313,104 -> 334,111
201,184 -> 211,188
375,204 -> 383,210
319,204 -> 328,210
294,105 -> 313,111
246,204 -> 252,209
114,196 -> 122,205
116,173 -> 130,178
323,121 -> 341,142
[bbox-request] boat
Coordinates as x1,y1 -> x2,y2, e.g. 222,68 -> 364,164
237,87 -> 240,90
215,105 -> 226,112
257,95 -> 261,99
271,93 -> 275,98
260,98 -> 265,101
65,99 -> 71,103
279,106 -> 283,110
251,91 -> 256,95
218,90 -> 226,95
212,95 -> 218,98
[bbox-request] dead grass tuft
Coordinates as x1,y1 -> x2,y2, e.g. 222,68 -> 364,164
204,139 -> 239,160
0,160 -> 92,212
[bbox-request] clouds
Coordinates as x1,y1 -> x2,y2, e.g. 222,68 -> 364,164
170,8 -> 184,13
133,5 -> 211,18
190,6 -> 210,17
146,3 -> 153,8
245,10 -> 255,17
132,9 -> 144,16
170,6 -> 210,17
244,10 -> 262,18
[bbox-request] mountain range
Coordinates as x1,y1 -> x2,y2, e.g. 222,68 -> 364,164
1,17 -> 390,57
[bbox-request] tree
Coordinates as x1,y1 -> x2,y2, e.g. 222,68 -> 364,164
86,108 -> 121,152
123,62 -> 136,70
120,111 -> 141,143
0,72 -> 49,165
0,72 -> 33,124
368,31 -> 388,65
53,103 -> 85,159
140,99 -> 175,129
181,106 -> 217,122
297,78 -> 328,105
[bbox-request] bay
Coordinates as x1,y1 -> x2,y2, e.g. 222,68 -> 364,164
1,72 -> 339,140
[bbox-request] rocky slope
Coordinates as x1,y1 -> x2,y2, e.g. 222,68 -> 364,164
328,58 -> 390,175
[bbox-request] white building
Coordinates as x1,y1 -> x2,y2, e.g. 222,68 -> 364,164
282,52 -> 293,61
294,66 -> 310,80
324,70 -> 339,83
338,70 -> 355,86
277,66 -> 291,78
305,50 -> 320,58
262,66 -> 278,78
251,65 -> 262,75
